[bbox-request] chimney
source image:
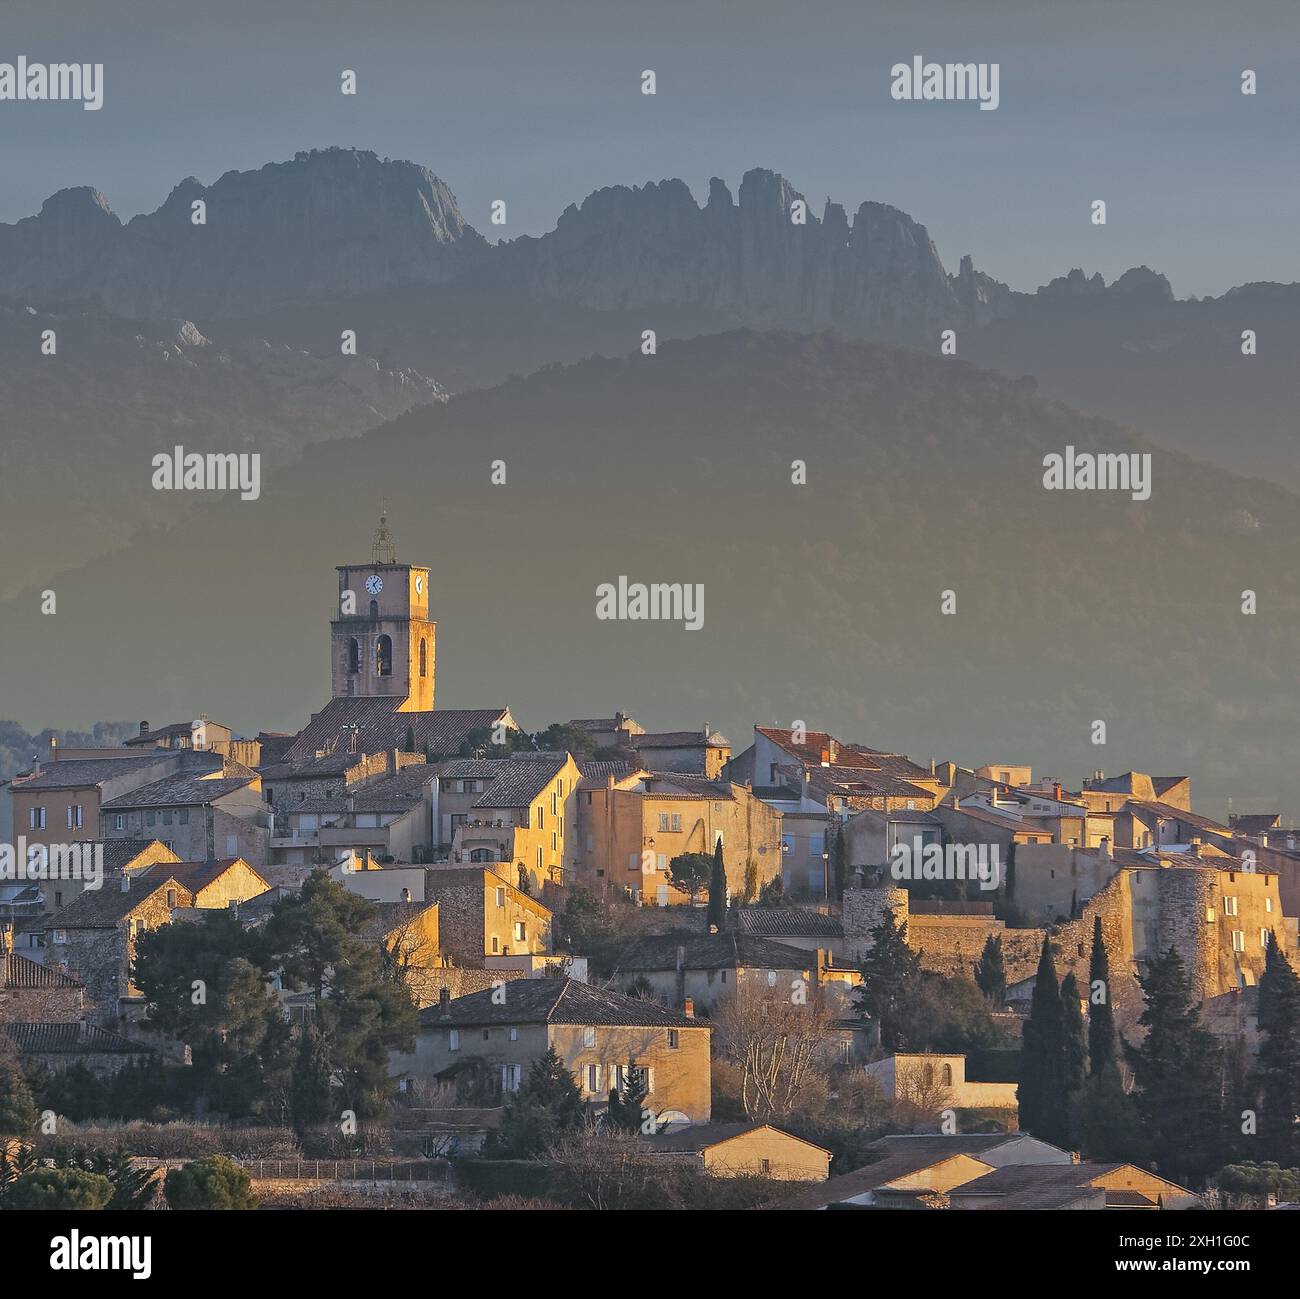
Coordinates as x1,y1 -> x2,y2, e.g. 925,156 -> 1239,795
1190,837 -> 1202,859
120,873 -> 131,893
438,987 -> 451,1019
703,723 -> 710,738
606,774 -> 615,790
682,997 -> 695,1019
929,757 -> 936,776
49,736 -> 58,759
1098,836 -> 1111,860
1053,781 -> 1062,801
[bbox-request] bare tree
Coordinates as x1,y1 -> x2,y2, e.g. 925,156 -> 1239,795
712,984 -> 838,1120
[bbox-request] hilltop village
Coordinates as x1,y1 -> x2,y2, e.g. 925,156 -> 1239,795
1,519 -> 1297,1211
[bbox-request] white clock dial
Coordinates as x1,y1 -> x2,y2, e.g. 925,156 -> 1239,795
415,575 -> 424,595
365,574 -> 383,595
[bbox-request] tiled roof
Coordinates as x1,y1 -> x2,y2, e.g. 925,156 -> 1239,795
644,773 -> 734,800
3,953 -> 83,990
733,908 -> 843,939
4,1021 -> 156,1056
785,1142 -> 1002,1209
14,756 -> 164,791
134,858 -> 269,897
418,977 -> 703,1029
948,1161 -> 1191,1207
634,731 -> 729,749
1127,800 -> 1231,834
282,698 -> 511,765
102,774 -> 254,810
86,840 -> 179,873
44,876 -> 192,928
124,721 -> 210,745
615,932 -> 815,974
644,1121 -> 828,1155
1231,813 -> 1282,834
474,757 -> 567,809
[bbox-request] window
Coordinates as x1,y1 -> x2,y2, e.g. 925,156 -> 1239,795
537,807 -> 545,829
582,1027 -> 596,1048
166,889 -> 177,908
671,814 -> 681,832
146,812 -> 156,827
656,853 -> 667,873
514,921 -> 526,943
162,811 -> 173,826
923,1062 -> 935,1087
536,847 -> 542,872
29,806 -> 45,830
347,638 -> 360,674
114,814 -> 125,831
52,929 -> 67,945
491,936 -> 499,953
419,638 -> 428,678
667,1029 -> 679,1050
494,886 -> 506,908
760,1159 -> 771,1176
551,792 -> 557,817
54,891 -> 62,908
448,1029 -> 460,1051
67,805 -> 83,829
1223,896 -> 1239,916
501,1064 -> 522,1093
179,809 -> 189,825
509,1028 -> 517,1041
1231,930 -> 1246,953
551,832 -> 557,852
941,1063 -> 953,1087
133,919 -> 145,937
629,853 -> 639,871
1266,897 -> 1274,913
658,813 -> 670,832
482,1029 -> 490,1041
583,1064 -> 601,1094
1261,929 -> 1271,948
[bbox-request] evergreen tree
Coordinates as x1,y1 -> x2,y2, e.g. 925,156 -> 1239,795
607,1057 -> 649,1133
0,1037 -> 38,1138
1060,972 -> 1088,1099
853,905 -> 922,1051
290,1022 -> 333,1129
706,836 -> 727,931
1018,937 -> 1069,1146
829,820 -> 847,901
487,1046 -> 585,1158
1086,915 -> 1119,1080
1127,946 -> 1225,1184
973,933 -> 1006,1006
1256,932 -> 1300,1166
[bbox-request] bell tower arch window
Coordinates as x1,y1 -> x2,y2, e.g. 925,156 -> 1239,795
375,634 -> 393,677
347,638 -> 360,675
419,638 -> 428,678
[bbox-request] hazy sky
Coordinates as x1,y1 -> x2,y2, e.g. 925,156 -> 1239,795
2,0 -> 1298,296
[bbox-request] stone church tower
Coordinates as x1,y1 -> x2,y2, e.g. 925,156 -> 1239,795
330,513 -> 435,711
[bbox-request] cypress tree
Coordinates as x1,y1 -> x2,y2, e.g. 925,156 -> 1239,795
1018,936 -> 1068,1145
0,1039 -> 38,1139
1086,915 -> 1119,1079
974,933 -> 1006,1006
854,905 -> 922,1051
1127,946 -> 1224,1184
1060,972 -> 1087,1097
1256,932 -> 1300,1167
706,836 -> 727,931
609,1057 -> 649,1133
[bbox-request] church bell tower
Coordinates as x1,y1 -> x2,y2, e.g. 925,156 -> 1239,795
330,513 -> 435,711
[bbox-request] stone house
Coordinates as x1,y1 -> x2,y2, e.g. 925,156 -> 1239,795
628,729 -> 731,778
131,856 -> 270,909
101,770 -> 270,867
0,944 -> 85,1023
865,1053 -> 1019,1111
948,1161 -> 1200,1211
613,932 -> 814,1016
3,1021 -> 158,1077
576,771 -> 782,905
425,866 -> 553,966
642,1121 -> 831,1181
446,753 -> 582,893
43,873 -> 194,1023
359,900 -> 443,1009
393,977 -> 711,1121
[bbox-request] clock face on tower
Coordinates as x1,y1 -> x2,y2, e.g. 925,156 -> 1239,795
365,574 -> 383,595
415,575 -> 424,595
